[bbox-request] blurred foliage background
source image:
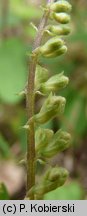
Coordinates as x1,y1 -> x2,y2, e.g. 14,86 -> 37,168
0,0 -> 87,200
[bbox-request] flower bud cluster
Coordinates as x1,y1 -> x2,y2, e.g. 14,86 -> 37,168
39,72 -> 69,94
26,0 -> 72,198
38,0 -> 72,58
34,93 -> 66,124
28,167 -> 69,197
38,129 -> 71,158
50,0 -> 72,24
35,127 -> 71,158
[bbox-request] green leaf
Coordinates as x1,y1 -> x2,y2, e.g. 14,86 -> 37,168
0,183 -> 9,200
0,38 -> 27,104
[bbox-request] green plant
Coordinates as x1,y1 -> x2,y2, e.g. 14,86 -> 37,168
24,0 -> 72,200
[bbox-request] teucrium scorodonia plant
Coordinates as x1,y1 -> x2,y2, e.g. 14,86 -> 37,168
24,0 -> 72,200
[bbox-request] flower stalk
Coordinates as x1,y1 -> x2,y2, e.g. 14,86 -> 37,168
25,0 -> 72,200
26,5 -> 52,200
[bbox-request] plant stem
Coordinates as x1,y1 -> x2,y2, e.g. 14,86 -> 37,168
1,0 -> 9,39
26,6 -> 51,200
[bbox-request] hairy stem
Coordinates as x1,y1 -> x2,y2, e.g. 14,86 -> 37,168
26,5 -> 51,199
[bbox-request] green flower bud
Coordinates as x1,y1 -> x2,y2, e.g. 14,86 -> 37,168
28,167 -> 69,196
35,127 -> 54,154
45,167 -> 69,183
43,45 -> 67,58
42,129 -> 71,158
53,12 -> 71,24
50,0 -> 72,13
35,64 -> 49,90
40,45 -> 67,59
34,93 -> 66,124
47,25 -> 71,36
40,36 -> 64,56
39,72 -> 69,94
